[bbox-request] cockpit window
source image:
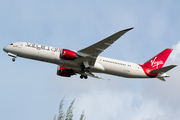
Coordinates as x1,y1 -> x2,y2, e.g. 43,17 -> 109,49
10,43 -> 13,45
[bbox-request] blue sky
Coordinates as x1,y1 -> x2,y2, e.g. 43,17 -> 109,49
1,0 -> 180,120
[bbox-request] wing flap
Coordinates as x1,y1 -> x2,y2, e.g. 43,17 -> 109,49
87,73 -> 103,79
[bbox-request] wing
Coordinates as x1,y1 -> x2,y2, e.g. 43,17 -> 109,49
77,27 -> 134,66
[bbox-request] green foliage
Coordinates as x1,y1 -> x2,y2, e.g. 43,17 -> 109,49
53,97 -> 86,120
65,99 -> 75,120
80,110 -> 86,120
58,97 -> 65,120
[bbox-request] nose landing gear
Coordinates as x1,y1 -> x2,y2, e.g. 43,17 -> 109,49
7,53 -> 17,62
12,57 -> 16,62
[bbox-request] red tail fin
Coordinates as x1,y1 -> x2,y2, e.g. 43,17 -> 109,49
142,49 -> 173,69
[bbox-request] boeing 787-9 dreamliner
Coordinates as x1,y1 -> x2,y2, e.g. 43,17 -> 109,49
3,27 -> 177,81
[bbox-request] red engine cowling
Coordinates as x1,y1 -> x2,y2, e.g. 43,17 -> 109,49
60,49 -> 78,60
57,66 -> 75,77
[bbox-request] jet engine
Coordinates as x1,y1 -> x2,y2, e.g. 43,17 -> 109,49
60,49 -> 79,60
57,66 -> 75,77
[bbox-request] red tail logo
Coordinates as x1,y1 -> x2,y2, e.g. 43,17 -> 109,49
142,49 -> 173,70
150,57 -> 163,69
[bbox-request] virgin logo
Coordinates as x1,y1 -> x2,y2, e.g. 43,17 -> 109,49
150,57 -> 163,69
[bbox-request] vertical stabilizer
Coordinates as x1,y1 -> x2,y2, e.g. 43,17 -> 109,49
142,49 -> 173,69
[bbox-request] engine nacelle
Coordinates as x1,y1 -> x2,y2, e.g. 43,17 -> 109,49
57,66 -> 75,77
60,49 -> 78,60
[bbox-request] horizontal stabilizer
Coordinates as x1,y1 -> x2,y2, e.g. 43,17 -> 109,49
150,65 -> 177,73
158,77 -> 166,81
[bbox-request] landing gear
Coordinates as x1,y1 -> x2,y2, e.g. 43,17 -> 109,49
84,76 -> 88,79
80,75 -> 88,79
7,53 -> 17,62
79,61 -> 90,79
12,57 -> 15,62
80,61 -> 90,73
80,75 -> 83,79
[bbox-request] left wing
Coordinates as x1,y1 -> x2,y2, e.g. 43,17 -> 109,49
77,27 -> 134,66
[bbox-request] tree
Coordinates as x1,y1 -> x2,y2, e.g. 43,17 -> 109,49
54,97 -> 86,120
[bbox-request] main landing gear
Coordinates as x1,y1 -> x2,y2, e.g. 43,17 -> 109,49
80,75 -> 88,79
79,61 -> 90,79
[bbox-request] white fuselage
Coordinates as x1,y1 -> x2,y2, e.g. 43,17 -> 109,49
3,42 -> 150,78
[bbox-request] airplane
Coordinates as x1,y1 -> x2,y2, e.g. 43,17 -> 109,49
3,27 -> 177,81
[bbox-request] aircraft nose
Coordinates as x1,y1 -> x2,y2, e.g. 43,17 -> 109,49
3,46 -> 7,52
3,45 -> 10,53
